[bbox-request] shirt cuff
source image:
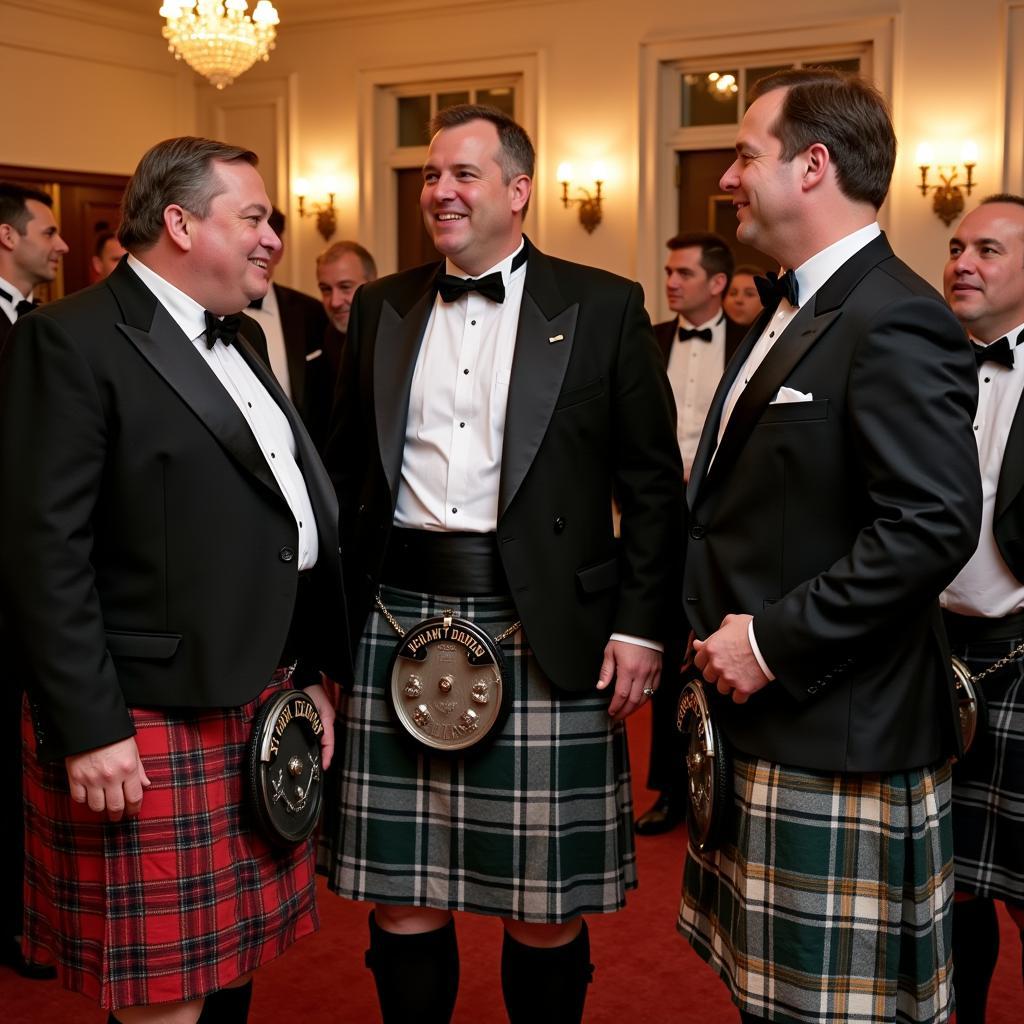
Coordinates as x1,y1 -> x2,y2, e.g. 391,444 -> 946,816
609,633 -> 664,654
747,620 -> 775,681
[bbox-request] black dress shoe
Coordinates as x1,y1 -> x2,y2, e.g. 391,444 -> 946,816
634,792 -> 685,836
3,937 -> 57,980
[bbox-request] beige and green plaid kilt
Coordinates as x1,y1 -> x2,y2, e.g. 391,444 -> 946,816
678,753 -> 955,1024
319,586 -> 637,922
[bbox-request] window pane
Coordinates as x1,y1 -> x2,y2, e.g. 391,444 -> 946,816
681,70 -> 739,127
477,87 -> 515,117
746,64 -> 793,91
818,57 -> 861,74
438,90 -> 470,111
398,95 -> 431,147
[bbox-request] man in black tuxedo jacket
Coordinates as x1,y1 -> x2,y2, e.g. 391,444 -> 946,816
637,231 -> 746,837
940,194 -> 1024,1024
245,208 -> 334,451
320,104 -> 683,1024
0,182 -> 68,981
677,69 -> 981,1024
0,138 -> 348,1024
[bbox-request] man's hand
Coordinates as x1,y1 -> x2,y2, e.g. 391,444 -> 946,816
597,640 -> 662,721
65,737 -> 151,822
303,681 -> 336,770
692,613 -> 770,703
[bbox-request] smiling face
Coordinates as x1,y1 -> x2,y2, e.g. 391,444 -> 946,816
945,201 -> 1024,342
420,119 -> 531,277
185,160 -> 281,314
6,199 -> 69,293
719,88 -> 804,265
317,250 -> 369,333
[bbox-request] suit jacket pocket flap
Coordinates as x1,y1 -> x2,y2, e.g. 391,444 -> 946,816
759,398 -> 829,425
576,556 -> 619,594
106,630 -> 182,660
554,377 -> 605,411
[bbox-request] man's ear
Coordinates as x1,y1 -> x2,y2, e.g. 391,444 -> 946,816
0,223 -> 19,253
801,143 -> 830,192
510,174 -> 532,215
163,204 -> 193,253
708,271 -> 728,299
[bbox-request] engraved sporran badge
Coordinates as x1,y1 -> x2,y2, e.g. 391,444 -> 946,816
951,655 -> 986,759
386,610 -> 511,753
676,679 -> 732,853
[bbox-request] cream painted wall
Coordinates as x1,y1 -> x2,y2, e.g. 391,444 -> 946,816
0,0 -> 1013,298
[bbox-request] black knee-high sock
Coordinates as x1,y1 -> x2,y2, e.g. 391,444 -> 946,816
196,979 -> 253,1022
738,1012 -> 771,1024
952,897 -> 1000,1024
500,921 -> 594,1024
365,912 -> 459,1024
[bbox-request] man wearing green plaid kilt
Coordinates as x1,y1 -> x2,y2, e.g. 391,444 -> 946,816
940,194 -> 1024,1024
321,103 -> 683,1023
679,69 -> 982,1024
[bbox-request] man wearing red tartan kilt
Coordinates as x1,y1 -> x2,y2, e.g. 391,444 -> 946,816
0,138 -> 350,1024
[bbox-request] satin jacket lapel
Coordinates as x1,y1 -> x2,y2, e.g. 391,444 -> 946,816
374,282 -> 436,503
498,261 -> 578,516
996,391 -> 1024,521
275,285 -> 309,412
109,262 -> 283,502
686,312 -> 766,508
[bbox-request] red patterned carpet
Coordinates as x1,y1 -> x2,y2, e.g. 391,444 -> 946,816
3,702 -> 1020,1022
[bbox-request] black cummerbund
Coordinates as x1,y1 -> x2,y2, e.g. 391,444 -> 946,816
943,607 -> 1024,644
381,528 -> 509,596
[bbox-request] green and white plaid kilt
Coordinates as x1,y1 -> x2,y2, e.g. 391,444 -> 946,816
950,637 -> 1024,904
319,586 -> 637,922
678,753 -> 955,1024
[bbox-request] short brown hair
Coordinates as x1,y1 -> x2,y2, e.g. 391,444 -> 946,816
0,182 -> 54,235
750,67 -> 895,210
666,232 -> 734,287
316,240 -> 377,281
119,137 -> 258,252
981,193 -> 1024,209
429,104 -> 535,183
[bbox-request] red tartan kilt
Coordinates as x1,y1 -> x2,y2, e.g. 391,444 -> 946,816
21,670 -> 319,1011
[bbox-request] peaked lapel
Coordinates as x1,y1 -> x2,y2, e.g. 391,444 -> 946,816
996,387 -> 1024,521
373,268 -> 438,504
274,284 -> 310,411
498,242 -> 579,517
108,262 -> 284,502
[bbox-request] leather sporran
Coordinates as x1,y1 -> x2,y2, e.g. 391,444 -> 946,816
951,656 -> 987,760
676,679 -> 732,853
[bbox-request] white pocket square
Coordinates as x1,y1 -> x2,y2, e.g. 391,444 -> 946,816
305,348 -> 323,362
771,386 -> 813,404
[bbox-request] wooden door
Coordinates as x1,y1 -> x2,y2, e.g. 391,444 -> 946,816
395,167 -> 439,272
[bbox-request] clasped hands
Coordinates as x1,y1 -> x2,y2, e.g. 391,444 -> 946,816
691,613 -> 770,704
64,681 -> 336,821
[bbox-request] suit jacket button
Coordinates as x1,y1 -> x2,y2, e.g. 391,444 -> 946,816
553,516 -> 566,534
807,684 -> 818,694
279,546 -> 295,563
689,524 -> 706,540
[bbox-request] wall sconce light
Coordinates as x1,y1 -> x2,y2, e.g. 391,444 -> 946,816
294,176 -> 337,241
557,162 -> 605,233
916,142 -> 978,226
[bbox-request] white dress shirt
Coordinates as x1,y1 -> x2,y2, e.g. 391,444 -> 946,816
127,255 -> 318,569
0,273 -> 29,325
713,223 -> 882,679
666,311 -> 727,476
245,283 -> 292,399
942,322 -> 1024,617
395,243 -> 526,532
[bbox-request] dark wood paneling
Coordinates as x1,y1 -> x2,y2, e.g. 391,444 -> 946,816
396,167 -> 439,272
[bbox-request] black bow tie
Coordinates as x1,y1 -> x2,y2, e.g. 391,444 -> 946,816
754,269 -> 799,309
678,326 -> 713,342
972,336 -> 1014,370
203,310 -> 241,349
248,296 -> 264,311
15,299 -> 39,319
435,246 -> 529,305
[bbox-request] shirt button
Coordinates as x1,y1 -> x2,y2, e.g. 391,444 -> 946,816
451,507 -> 458,514
459,421 -> 466,428
471,320 -> 477,326
463,368 -> 470,375
279,546 -> 295,562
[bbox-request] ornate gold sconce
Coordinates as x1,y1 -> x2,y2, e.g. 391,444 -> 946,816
557,162 -> 605,234
916,143 -> 978,226
294,177 -> 337,241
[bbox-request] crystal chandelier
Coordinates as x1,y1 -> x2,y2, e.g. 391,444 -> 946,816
159,0 -> 280,90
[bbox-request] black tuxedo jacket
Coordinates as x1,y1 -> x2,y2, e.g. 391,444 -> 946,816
0,311 -> 12,356
326,238 -> 684,693
272,283 -> 335,452
0,260 -> 350,760
993,344 -> 1024,581
684,233 -> 982,772
653,313 -> 746,369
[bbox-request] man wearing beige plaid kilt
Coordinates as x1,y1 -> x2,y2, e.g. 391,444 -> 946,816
679,68 -> 982,1024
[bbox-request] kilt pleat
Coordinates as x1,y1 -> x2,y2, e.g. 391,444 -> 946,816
21,671 -> 318,1011
319,586 -> 637,922
677,754 -> 955,1024
950,636 -> 1024,904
